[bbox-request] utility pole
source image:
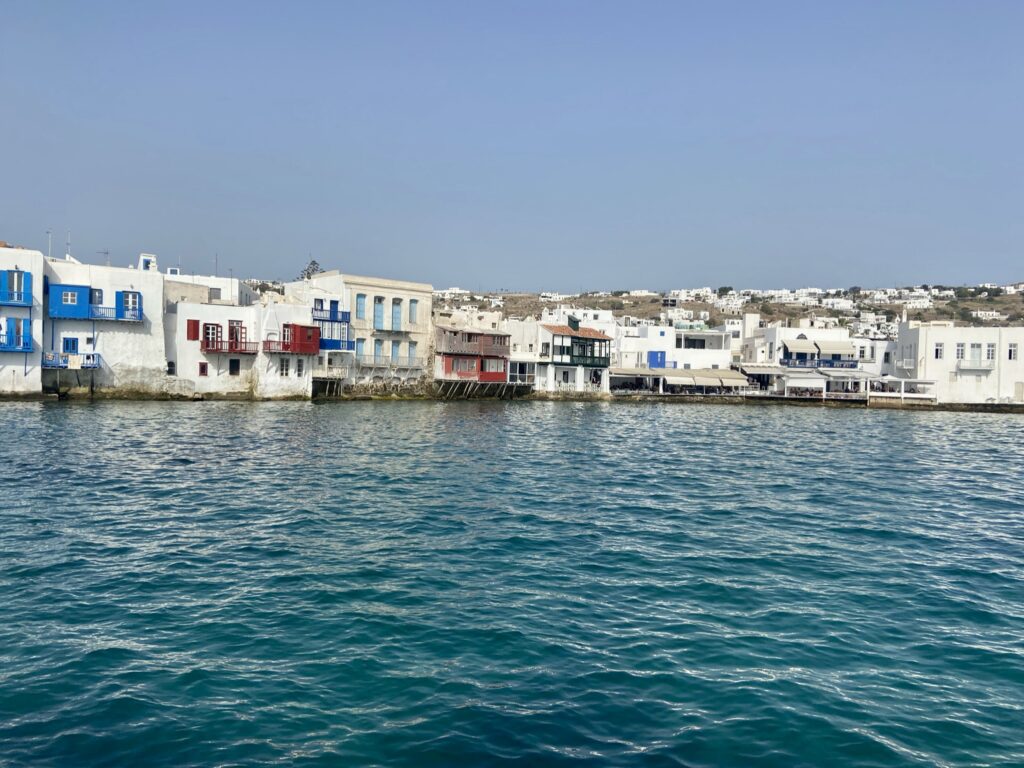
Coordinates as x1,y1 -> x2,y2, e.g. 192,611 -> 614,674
97,249 -> 110,267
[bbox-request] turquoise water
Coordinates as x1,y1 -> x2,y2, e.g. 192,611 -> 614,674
2,401 -> 1023,767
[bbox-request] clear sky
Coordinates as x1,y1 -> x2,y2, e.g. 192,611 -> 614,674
1,1 -> 1021,291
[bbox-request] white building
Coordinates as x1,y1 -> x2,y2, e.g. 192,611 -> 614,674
0,245 -> 45,394
893,321 -> 1024,403
345,273 -> 433,387
503,315 -> 611,394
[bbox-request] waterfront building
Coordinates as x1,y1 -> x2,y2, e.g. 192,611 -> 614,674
0,245 -> 45,394
342,274 -> 433,388
893,321 -> 1024,404
433,325 -> 513,396
165,294 -> 321,398
504,315 -> 611,394
43,252 -> 168,395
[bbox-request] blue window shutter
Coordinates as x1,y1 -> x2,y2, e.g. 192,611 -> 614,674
115,291 -> 124,319
23,272 -> 31,302
0,271 -> 7,297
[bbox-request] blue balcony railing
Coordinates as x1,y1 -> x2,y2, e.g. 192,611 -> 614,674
0,290 -> 31,307
0,334 -> 32,352
319,338 -> 356,351
312,308 -> 350,323
90,305 -> 142,322
42,352 -> 102,369
782,358 -> 858,369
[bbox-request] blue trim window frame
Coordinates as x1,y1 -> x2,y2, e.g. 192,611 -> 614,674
355,338 -> 365,357
62,290 -> 78,305
391,340 -> 401,362
391,299 -> 402,331
409,299 -> 418,325
356,294 -> 366,320
63,337 -> 79,354
373,297 -> 385,330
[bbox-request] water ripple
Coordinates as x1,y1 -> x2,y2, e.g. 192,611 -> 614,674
1,400 -> 1023,766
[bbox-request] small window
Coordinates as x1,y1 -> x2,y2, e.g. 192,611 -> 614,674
85,337 -> 94,345
1010,343 -> 1019,361
934,343 -> 944,360
90,288 -> 103,305
883,351 -> 891,364
209,287 -> 222,301
356,294 -> 366,319
62,337 -> 79,354
296,358 -> 304,377
986,343 -> 996,361
62,291 -> 77,305
167,360 -> 176,376
199,362 -> 209,376
229,358 -> 240,376
409,298 -> 419,324
280,358 -> 290,376
955,343 -> 965,360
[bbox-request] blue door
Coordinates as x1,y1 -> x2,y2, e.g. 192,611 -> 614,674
329,299 -> 339,320
391,300 -> 401,331
373,338 -> 383,361
647,351 -> 666,368
373,298 -> 384,330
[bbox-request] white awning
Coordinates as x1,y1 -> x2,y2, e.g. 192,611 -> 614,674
741,364 -> 787,376
664,374 -> 695,386
785,376 -> 826,390
784,339 -> 818,354
692,375 -> 721,387
815,340 -> 855,355
717,377 -> 746,388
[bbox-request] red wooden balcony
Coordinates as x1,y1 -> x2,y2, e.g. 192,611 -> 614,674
262,339 -> 319,355
200,339 -> 259,354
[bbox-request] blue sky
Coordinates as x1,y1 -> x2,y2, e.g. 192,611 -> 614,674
1,1 -> 1021,290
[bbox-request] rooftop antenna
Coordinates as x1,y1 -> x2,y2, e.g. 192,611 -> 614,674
97,249 -> 110,267
46,229 -> 52,259
65,231 -> 71,258
214,252 -> 218,277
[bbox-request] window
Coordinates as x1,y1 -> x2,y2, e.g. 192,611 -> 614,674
186,319 -> 200,341
280,358 -> 290,376
955,343 -> 965,360
1010,343 -> 1019,361
62,337 -> 79,354
62,291 -> 77,305
85,337 -> 94,345
883,351 -> 891,364
528,343 -> 534,352
209,288 -> 222,301
986,343 -> 996,361
859,347 -> 866,360
167,360 -> 176,376
356,338 -> 365,356
483,358 -> 505,372
541,342 -> 550,357
392,299 -> 402,331
373,296 -> 385,330
314,298 -> 324,311
970,343 -> 982,360
90,288 -> 103,305
391,340 -> 401,362
229,359 -> 240,376
296,358 -> 304,376
356,293 -> 366,319
934,343 -> 944,360
409,299 -> 418,324
374,338 -> 383,360
203,323 -> 221,344
123,291 -> 141,312
199,362 -> 209,376
408,341 -> 417,361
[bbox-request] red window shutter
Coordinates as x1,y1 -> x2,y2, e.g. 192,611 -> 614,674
187,319 -> 199,340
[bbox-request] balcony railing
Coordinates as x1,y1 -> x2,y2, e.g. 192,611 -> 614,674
0,290 -> 31,306
509,373 -> 536,385
552,356 -> 606,368
263,339 -> 319,355
90,305 -> 143,322
312,309 -> 350,323
0,334 -> 32,352
319,338 -> 356,351
357,355 -> 426,369
957,358 -> 996,371
200,339 -> 259,355
896,359 -> 916,369
42,352 -> 102,369
781,358 -> 859,369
